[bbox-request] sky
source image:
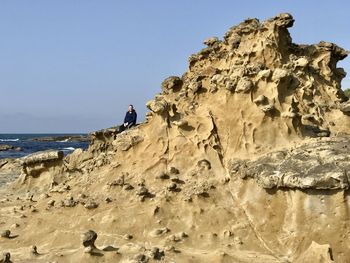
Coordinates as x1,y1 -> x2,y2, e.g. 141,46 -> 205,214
0,1 -> 349,133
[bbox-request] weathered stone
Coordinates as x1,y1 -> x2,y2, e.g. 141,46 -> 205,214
235,77 -> 254,93
0,230 -> 10,238
339,101 -> 350,112
22,150 -> 64,165
271,68 -> 290,81
253,95 -> 268,105
294,241 -> 333,263
82,230 -> 97,248
197,159 -> 211,170
146,98 -> 168,114
294,57 -> 309,68
161,76 -> 182,93
233,136 -> 350,189
84,201 -> 98,209
203,37 -> 219,46
31,245 -> 39,255
0,252 -> 11,263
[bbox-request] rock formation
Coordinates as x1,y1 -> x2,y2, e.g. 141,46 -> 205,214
29,135 -> 90,142
0,145 -> 21,152
0,13 -> 350,262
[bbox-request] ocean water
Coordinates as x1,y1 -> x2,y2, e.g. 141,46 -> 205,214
0,134 -> 89,159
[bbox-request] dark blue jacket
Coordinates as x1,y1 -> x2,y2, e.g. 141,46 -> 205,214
124,110 -> 137,125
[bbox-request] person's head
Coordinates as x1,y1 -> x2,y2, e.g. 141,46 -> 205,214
128,105 -> 134,112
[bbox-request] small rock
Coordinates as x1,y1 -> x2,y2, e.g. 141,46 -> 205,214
61,196 -> 77,208
153,206 -> 160,215
84,246 -> 93,254
123,234 -> 133,240
161,76 -> 182,93
133,253 -> 149,263
78,193 -> 87,199
234,236 -> 243,245
26,194 -> 34,202
39,193 -> 50,200
31,245 -> 39,255
10,223 -> 19,229
197,159 -> 211,170
150,227 -> 170,237
0,252 -> 11,263
136,187 -> 149,196
261,104 -> 275,113
169,167 -> 179,175
82,230 -> 97,248
123,184 -> 134,190
235,77 -> 254,93
47,200 -> 55,206
203,37 -> 219,46
105,197 -> 112,203
223,230 -> 233,238
0,230 -> 11,238
84,201 -> 99,209
167,232 -> 188,242
156,172 -> 169,180
253,95 -> 267,105
148,247 -> 165,260
167,182 -> 178,192
137,179 -> 146,187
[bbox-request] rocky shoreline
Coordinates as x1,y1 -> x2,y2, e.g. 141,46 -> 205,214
29,135 -> 90,142
0,144 -> 22,152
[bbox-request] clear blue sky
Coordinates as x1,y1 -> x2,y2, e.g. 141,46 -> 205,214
0,1 -> 349,133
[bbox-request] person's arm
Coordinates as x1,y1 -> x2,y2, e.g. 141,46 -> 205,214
132,111 -> 137,125
124,112 -> 128,124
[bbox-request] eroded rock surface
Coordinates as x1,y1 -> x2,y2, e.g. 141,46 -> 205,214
231,136 -> 350,189
0,13 -> 350,263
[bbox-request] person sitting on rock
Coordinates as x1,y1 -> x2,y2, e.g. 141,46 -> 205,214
119,104 -> 137,132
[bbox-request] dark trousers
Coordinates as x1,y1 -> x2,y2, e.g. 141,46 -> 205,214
119,123 -> 134,132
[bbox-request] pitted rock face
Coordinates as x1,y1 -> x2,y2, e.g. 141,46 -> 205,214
142,12 -> 349,161
2,12 -> 350,263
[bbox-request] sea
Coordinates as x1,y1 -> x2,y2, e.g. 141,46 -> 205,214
0,134 -> 89,160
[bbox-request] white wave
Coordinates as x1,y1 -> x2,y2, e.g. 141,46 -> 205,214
57,139 -> 69,142
61,147 -> 75,151
0,138 -> 19,142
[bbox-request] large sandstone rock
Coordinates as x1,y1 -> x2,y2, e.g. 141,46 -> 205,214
2,13 -> 350,263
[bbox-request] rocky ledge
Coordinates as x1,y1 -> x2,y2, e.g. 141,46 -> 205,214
230,136 -> 350,190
